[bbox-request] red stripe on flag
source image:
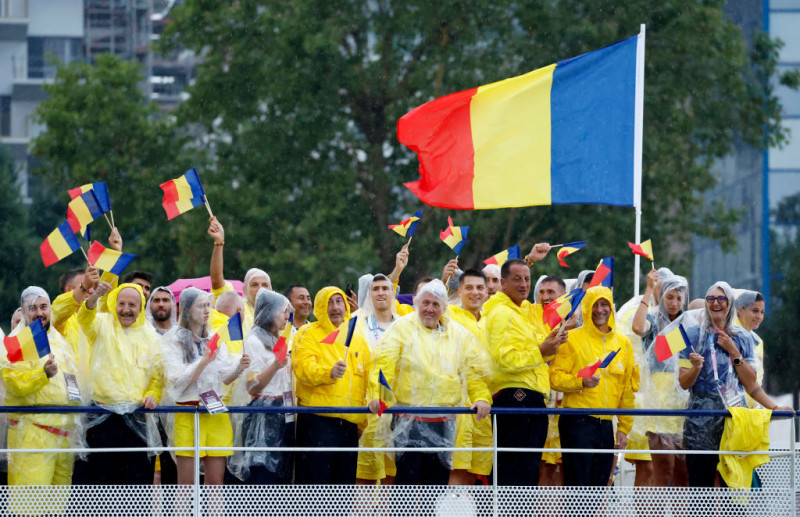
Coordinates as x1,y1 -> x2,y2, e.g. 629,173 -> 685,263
400,88 -> 478,210
66,207 -> 81,233
589,264 -> 611,288
3,335 -> 23,363
87,241 -> 104,263
654,335 -> 671,362
483,257 -> 499,266
273,336 -> 287,362
577,360 -> 601,378
206,333 -> 220,356
39,240 -> 59,267
160,180 -> 180,204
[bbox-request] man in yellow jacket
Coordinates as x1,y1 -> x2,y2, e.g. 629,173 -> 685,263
483,256 -> 565,486
74,281 -> 162,485
368,280 -> 492,485
550,286 -> 637,486
293,286 -> 370,484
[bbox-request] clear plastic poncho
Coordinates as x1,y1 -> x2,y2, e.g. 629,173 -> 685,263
357,274 -> 398,350
228,288 -> 293,481
369,280 -> 492,469
1,286 -> 87,491
670,281 -> 759,451
615,294 -> 651,451
145,286 -> 177,335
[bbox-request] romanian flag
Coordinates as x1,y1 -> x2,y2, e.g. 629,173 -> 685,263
66,190 -> 104,236
628,240 -> 654,261
320,317 -> 359,347
655,324 -> 689,362
207,312 -> 243,356
87,242 -> 135,276
40,221 -> 82,267
577,348 -> 620,378
4,319 -> 50,363
160,168 -> 206,220
588,257 -> 614,288
440,217 -> 469,254
483,245 -> 520,267
272,319 -> 293,362
557,241 -> 587,267
344,316 -> 358,347
398,35 -> 640,210
389,210 -> 422,237
321,329 -> 340,344
542,288 -> 585,329
69,182 -> 111,212
377,369 -> 396,416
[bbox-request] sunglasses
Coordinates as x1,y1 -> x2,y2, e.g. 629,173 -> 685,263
705,295 -> 728,304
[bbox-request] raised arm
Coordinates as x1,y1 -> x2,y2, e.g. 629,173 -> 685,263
208,217 -> 226,290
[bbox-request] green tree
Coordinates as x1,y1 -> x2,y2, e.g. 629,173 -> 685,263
160,0 -> 797,296
30,54 -> 205,288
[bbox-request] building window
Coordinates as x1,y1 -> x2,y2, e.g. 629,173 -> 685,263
27,37 -> 83,79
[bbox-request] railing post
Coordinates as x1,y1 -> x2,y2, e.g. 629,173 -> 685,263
492,413 -> 498,517
194,408 -> 201,517
791,414 -> 797,517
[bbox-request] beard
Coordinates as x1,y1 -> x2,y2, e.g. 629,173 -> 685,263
152,309 -> 172,323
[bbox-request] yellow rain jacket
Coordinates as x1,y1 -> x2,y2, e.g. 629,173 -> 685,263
293,287 -> 369,426
528,302 -> 552,337
550,286 -> 638,435
368,311 -> 492,409
50,272 -> 117,358
77,283 -> 162,408
717,407 -> 771,489
212,281 -> 255,335
2,326 -> 80,488
482,292 -> 550,397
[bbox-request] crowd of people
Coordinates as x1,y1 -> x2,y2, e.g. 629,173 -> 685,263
0,216 -> 790,496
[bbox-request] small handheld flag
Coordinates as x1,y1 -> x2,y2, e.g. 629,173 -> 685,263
588,257 -> 614,288
577,348 -> 620,378
542,288 -> 585,329
66,190 -> 104,236
557,241 -> 587,267
160,168 -> 206,220
654,324 -> 690,362
40,221 -> 82,267
321,329 -> 340,344
206,312 -> 244,356
343,316 -> 358,348
272,319 -> 293,363
388,210 -> 422,238
628,240 -> 654,261
4,319 -> 50,363
483,245 -> 520,267
87,242 -> 135,276
69,182 -> 111,212
440,216 -> 469,254
377,369 -> 396,416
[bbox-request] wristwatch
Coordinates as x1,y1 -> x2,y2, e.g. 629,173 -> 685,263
732,355 -> 743,366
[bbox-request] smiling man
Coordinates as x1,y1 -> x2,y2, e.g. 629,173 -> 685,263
550,286 -> 637,486
483,253 -> 566,486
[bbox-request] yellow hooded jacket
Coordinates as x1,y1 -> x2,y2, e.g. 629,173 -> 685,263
482,292 -> 550,397
77,283 -> 162,407
50,272 -> 118,358
717,407 -> 771,489
368,311 -> 492,408
293,286 -> 369,426
550,286 -> 637,435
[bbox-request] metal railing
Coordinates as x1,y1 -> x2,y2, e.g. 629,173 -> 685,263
0,405 -> 796,516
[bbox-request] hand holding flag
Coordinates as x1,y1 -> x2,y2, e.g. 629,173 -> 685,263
440,217 -> 469,254
542,288 -> 585,329
577,348 -> 620,378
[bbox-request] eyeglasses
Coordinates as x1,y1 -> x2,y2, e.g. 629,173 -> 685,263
705,295 -> 728,304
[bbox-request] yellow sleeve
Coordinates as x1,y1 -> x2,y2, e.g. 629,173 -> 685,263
51,291 -> 80,336
2,366 -> 49,396
368,324 -> 405,397
144,371 -> 163,402
97,272 -> 119,314
395,299 -> 414,317
464,336 -> 492,404
617,341 -> 636,435
211,281 -> 235,305
76,302 -> 99,344
293,328 -> 336,387
485,308 -> 544,372
549,339 -> 583,392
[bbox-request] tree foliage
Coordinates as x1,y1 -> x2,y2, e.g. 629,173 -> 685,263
156,0 -> 796,297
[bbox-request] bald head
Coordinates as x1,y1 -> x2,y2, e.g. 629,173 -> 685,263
116,287 -> 142,328
216,290 -> 244,318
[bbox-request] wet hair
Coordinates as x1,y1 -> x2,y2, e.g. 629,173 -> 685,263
539,275 -> 566,291
59,268 -> 85,293
122,271 -> 154,286
501,259 -> 528,279
459,269 -> 487,286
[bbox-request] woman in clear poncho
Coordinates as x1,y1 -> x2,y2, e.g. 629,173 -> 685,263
229,288 -> 294,484
677,281 -> 788,487
161,287 -> 250,485
630,270 -> 690,487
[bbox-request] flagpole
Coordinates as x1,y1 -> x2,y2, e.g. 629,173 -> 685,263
550,244 -> 564,249
103,213 -> 113,230
407,236 -> 413,246
633,23 -> 646,298
79,246 -> 89,263
109,210 -> 115,229
204,195 -> 214,218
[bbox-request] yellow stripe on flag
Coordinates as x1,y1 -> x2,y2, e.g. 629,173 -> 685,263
471,64 -> 555,208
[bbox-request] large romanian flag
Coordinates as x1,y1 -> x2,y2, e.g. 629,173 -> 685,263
160,168 -> 206,220
398,35 -> 641,210
4,319 -> 50,363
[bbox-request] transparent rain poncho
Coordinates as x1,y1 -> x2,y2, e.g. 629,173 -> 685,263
357,274 -> 398,350
1,287 -> 86,496
369,280 -> 492,469
76,283 -> 163,453
533,275 -> 548,303
671,281 -> 759,451
243,268 -> 271,308
615,294 -> 651,451
228,288 -> 293,481
356,273 -> 374,310
145,286 -> 177,334
734,289 -> 765,401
